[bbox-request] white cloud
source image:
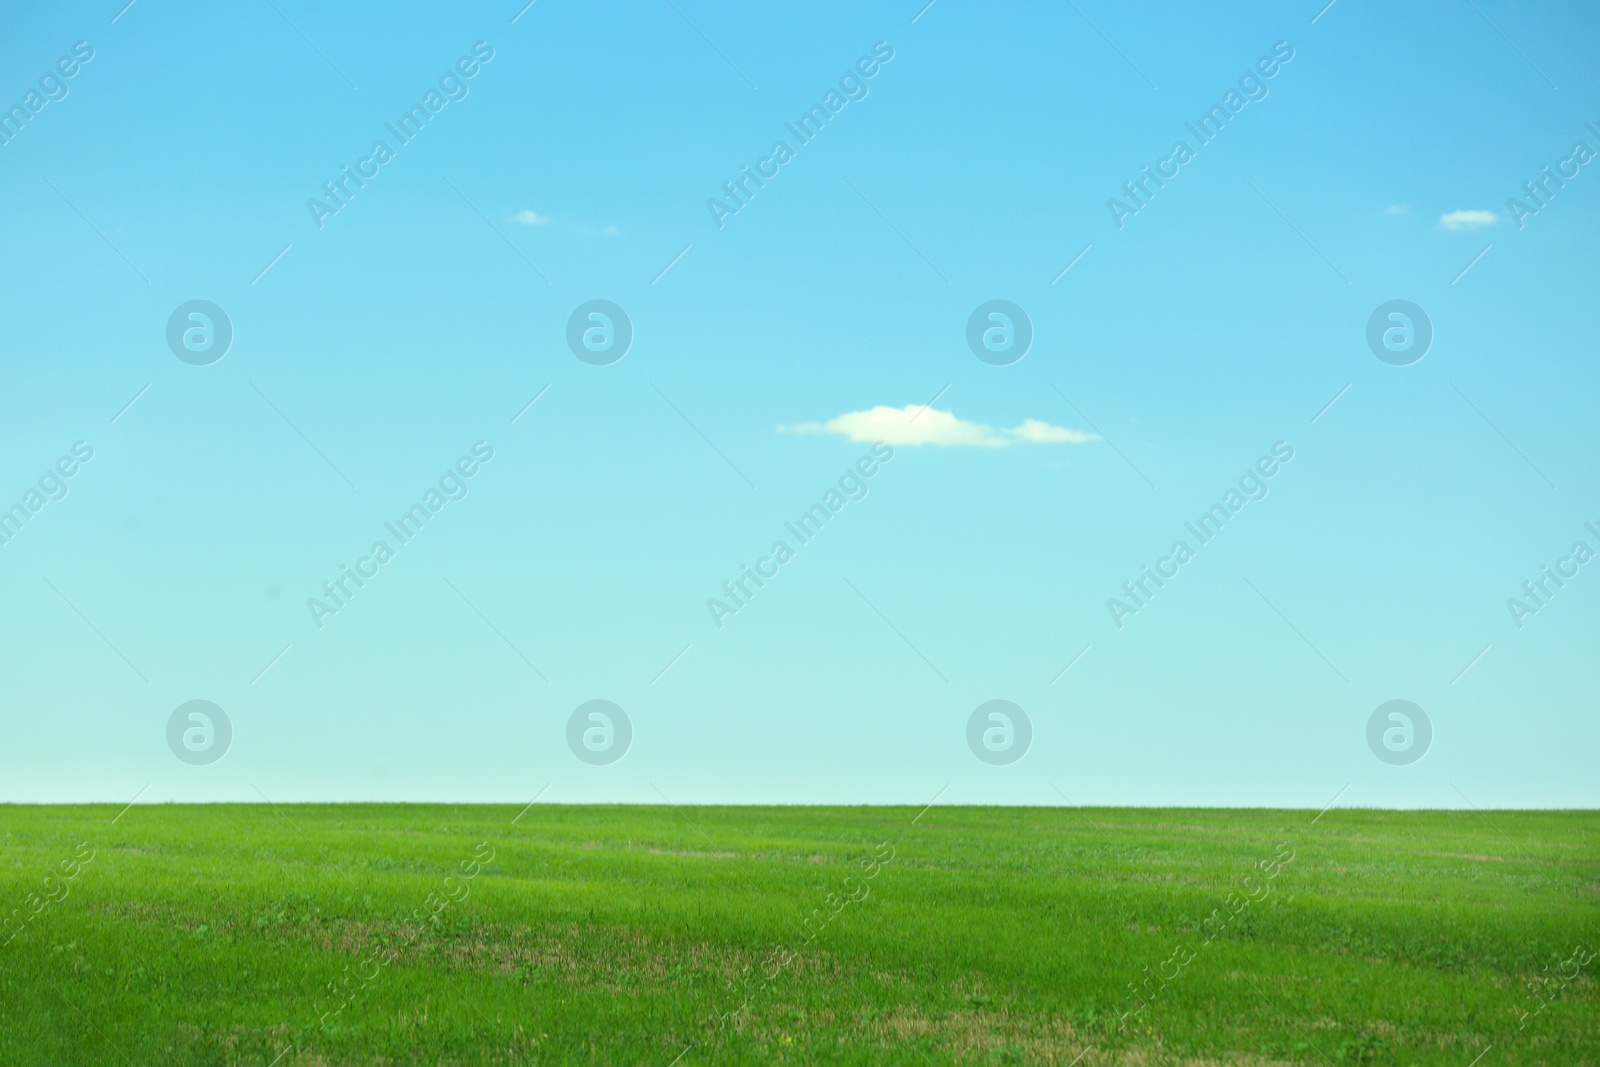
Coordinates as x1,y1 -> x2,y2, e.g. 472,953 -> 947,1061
514,209 -> 551,226
1440,209 -> 1497,230
1009,418 -> 1097,444
785,406 -> 1097,448
1385,204 -> 1411,215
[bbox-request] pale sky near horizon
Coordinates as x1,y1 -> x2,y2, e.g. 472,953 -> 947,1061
1,0 -> 1596,808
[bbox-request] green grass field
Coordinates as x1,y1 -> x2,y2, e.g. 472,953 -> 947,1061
1,804 -> 1594,1065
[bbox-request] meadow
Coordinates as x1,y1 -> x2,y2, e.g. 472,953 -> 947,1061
0,803 -> 1594,1065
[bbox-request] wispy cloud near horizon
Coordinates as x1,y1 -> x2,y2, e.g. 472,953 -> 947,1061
1440,209 -> 1497,230
783,405 -> 1098,448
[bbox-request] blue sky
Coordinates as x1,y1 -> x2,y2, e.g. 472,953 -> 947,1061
1,0 -> 1596,807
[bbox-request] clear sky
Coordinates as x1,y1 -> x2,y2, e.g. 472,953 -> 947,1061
1,0 -> 1596,808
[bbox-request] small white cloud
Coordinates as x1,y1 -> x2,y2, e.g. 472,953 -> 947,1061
790,406 -> 1006,447
1385,204 -> 1411,216
785,406 -> 1097,448
1440,209 -> 1497,230
602,225 -> 620,237
514,209 -> 552,226
1009,418 -> 1098,444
